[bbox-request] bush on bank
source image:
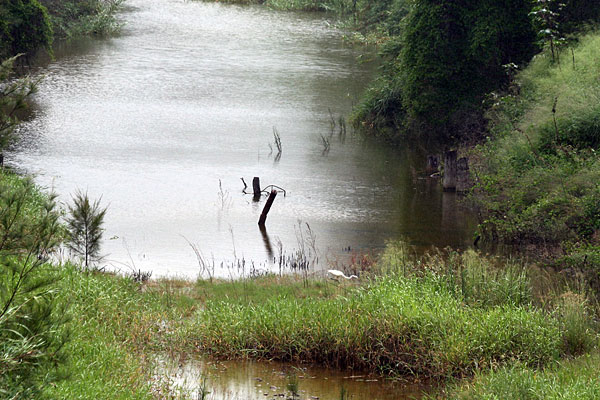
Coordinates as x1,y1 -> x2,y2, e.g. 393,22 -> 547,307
39,0 -> 124,39
0,0 -> 124,59
0,0 -> 53,59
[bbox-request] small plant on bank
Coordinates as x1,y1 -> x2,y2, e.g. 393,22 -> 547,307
286,373 -> 299,399
529,0 -> 566,62
66,190 -> 107,269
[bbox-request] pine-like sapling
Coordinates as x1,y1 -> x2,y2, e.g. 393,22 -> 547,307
66,191 -> 107,269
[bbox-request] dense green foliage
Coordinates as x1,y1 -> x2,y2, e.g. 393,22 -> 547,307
0,172 -> 67,398
353,0 -> 600,145
39,0 -> 124,39
354,0 -> 536,144
398,0 -> 535,143
0,0 -> 53,59
0,56 -> 37,151
471,32 -> 600,275
0,0 -> 124,60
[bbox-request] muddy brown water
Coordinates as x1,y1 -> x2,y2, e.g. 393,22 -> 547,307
11,0 -> 475,278
156,356 -> 433,399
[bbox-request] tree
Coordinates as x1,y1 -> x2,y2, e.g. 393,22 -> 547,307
0,0 -> 53,60
0,176 -> 68,398
399,0 -> 536,144
530,0 -> 565,61
66,191 -> 107,269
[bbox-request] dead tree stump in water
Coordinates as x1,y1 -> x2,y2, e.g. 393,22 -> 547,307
443,150 -> 457,191
258,190 -> 277,226
252,177 -> 261,200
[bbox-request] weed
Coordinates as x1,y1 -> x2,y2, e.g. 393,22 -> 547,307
339,385 -> 349,400
43,0 -> 126,39
196,375 -> 211,400
320,134 -> 331,154
286,373 -> 299,399
217,179 -> 233,211
442,352 -> 600,400
338,115 -> 347,142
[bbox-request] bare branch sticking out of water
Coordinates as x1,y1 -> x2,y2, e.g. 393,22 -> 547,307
217,179 -> 233,210
320,134 -> 330,155
328,107 -> 336,135
272,126 -> 282,161
240,178 -> 287,197
338,115 -> 347,143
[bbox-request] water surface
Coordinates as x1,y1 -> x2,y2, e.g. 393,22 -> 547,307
156,356 -> 431,400
12,0 -> 475,277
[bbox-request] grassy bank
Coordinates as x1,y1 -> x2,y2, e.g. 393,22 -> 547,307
0,170 -> 158,398
471,32 -> 600,273
178,245 -> 597,381
442,352 -> 600,400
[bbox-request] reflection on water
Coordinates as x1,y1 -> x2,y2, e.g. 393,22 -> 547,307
155,356 -> 430,400
12,0 -> 475,277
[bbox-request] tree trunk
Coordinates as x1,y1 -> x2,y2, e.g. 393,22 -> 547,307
258,190 -> 277,226
252,177 -> 261,200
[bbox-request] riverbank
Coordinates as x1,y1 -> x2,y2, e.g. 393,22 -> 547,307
442,351 -> 600,400
2,170 -> 597,397
470,31 -> 600,277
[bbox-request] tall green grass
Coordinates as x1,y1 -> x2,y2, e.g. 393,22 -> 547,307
443,352 -> 600,400
182,243 -> 594,379
20,263 -> 162,399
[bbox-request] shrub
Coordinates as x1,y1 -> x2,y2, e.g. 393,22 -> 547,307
0,173 -> 68,398
0,0 -> 53,59
66,191 -> 107,269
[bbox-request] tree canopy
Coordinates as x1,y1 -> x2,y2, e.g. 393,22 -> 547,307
0,0 -> 53,59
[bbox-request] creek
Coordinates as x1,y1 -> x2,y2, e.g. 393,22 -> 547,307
13,0 -> 475,278
11,1 -> 477,397
155,356 -> 433,400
